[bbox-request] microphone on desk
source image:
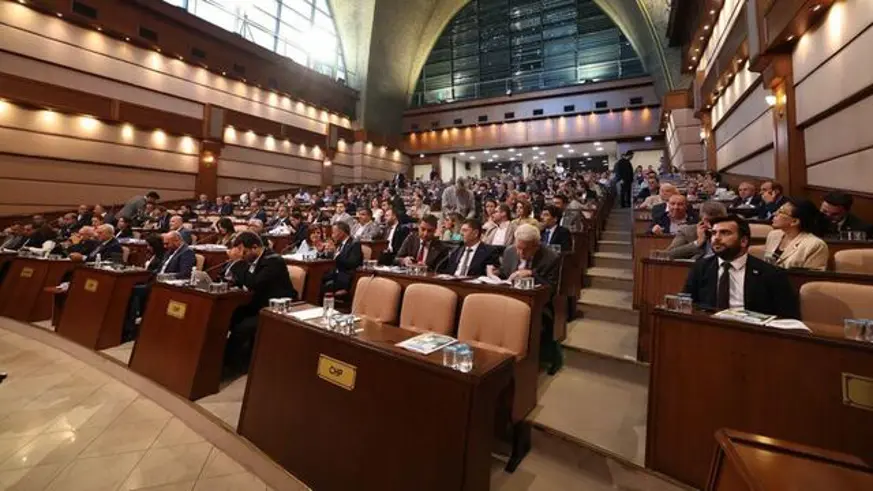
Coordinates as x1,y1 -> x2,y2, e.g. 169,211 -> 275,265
205,259 -> 232,274
434,244 -> 461,275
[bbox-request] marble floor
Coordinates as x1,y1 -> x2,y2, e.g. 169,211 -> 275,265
0,325 -> 272,491
3,316 -> 690,491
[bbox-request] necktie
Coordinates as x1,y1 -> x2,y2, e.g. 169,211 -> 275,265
543,229 -> 551,244
717,262 -> 732,309
416,242 -> 426,263
459,248 -> 473,276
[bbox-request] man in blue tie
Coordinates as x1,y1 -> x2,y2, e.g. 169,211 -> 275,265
540,205 -> 572,252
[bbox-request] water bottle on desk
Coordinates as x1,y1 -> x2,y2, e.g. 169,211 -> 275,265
456,344 -> 473,373
322,293 -> 335,320
95,253 -> 102,267
189,267 -> 197,287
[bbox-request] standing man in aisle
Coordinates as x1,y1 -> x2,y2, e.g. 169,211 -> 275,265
614,151 -> 634,208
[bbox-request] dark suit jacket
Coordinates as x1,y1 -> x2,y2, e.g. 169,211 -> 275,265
614,157 -> 633,182
155,214 -> 171,233
115,228 -> 134,239
683,254 -> 800,319
378,224 -> 411,265
250,209 -> 268,223
758,195 -> 788,220
228,250 -> 297,318
219,203 -> 234,216
75,212 -> 92,230
650,211 -> 699,234
394,235 -> 449,271
541,225 -> 572,252
66,240 -> 98,257
290,222 -> 309,250
87,238 -> 124,262
437,243 -> 500,277
828,213 -> 873,236
732,195 -> 763,209
328,238 -> 364,291
157,244 -> 197,279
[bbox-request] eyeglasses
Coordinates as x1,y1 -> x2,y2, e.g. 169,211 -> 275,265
775,208 -> 793,217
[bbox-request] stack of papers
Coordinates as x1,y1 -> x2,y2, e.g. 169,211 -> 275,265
290,307 -> 324,321
713,308 -> 811,331
465,276 -> 511,286
396,333 -> 457,355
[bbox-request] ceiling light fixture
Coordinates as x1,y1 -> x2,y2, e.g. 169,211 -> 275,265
645,136 -> 653,142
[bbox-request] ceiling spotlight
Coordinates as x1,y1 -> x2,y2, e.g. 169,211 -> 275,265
645,136 -> 653,142
787,35 -> 795,41
557,154 -> 563,158
96,26 -> 102,31
688,65 -> 694,70
124,37 -> 130,41
710,9 -> 716,14
562,144 -> 570,148
583,152 -> 590,156
532,146 -> 539,150
57,12 -> 63,17
691,56 -> 697,61
704,25 -> 710,31
483,149 -> 490,153
568,149 -> 575,153
539,151 -> 545,155
508,148 -> 515,152
516,153 -> 522,157
506,88 -> 512,96
459,151 -> 466,156
700,36 -> 705,40
812,4 -> 822,11
593,141 -> 601,145
419,154 -> 424,158
470,156 -> 476,160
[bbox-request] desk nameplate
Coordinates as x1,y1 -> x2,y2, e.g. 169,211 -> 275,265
317,354 -> 356,391
166,300 -> 187,320
84,279 -> 99,292
843,372 -> 873,412
20,267 -> 34,278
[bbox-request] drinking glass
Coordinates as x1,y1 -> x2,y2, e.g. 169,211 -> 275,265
844,319 -> 867,341
268,299 -> 284,312
677,294 -> 693,314
663,294 -> 680,311
456,345 -> 474,373
850,231 -> 867,242
443,345 -> 458,369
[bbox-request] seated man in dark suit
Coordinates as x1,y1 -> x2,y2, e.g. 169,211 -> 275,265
394,215 -> 449,271
758,181 -> 789,221
194,193 -> 213,212
488,223 -> 563,373
321,222 -> 364,296
63,226 -> 98,257
81,224 -> 123,263
820,191 -> 873,237
74,205 -> 93,231
683,215 -> 799,319
248,201 -> 268,223
540,205 -> 572,251
732,181 -> 763,209
168,215 -> 193,245
219,195 -> 235,216
651,194 -> 698,235
437,219 -> 499,277
378,208 -> 410,265
1,223 -> 28,250
224,231 -> 297,373
155,231 -> 196,279
288,212 -> 309,252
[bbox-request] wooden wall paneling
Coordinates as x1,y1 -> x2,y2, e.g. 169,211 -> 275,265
700,111 -> 718,171
195,141 -> 221,200
765,54 -> 806,197
117,102 -> 202,136
0,72 -> 113,119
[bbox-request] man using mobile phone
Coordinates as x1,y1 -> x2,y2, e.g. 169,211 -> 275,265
666,201 -> 727,260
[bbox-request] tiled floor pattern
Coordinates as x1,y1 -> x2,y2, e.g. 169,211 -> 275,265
0,326 -> 272,491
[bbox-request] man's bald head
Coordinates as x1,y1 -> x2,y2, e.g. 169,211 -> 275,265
169,215 -> 184,231
162,231 -> 183,251
78,226 -> 97,240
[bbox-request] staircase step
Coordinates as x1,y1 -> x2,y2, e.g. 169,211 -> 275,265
591,252 -> 632,269
597,240 -> 632,254
564,318 -> 639,362
586,267 -> 633,291
578,288 -> 638,325
601,230 -> 631,241
531,355 -> 649,466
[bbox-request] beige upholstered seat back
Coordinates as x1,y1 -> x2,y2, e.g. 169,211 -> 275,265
399,284 -> 458,335
194,254 -> 205,271
834,249 -> 873,274
457,294 -> 530,361
361,244 -> 373,260
749,223 -> 772,239
800,282 -> 873,326
352,277 -> 401,324
287,265 -> 306,299
748,244 -> 766,260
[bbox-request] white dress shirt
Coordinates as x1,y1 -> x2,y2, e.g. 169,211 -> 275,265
492,223 -> 509,245
454,242 -> 480,276
386,224 -> 398,252
717,253 -> 748,309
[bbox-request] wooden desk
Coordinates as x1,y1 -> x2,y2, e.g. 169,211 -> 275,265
56,266 -> 152,349
120,240 -> 149,267
361,269 -> 550,421
636,258 -> 873,361
707,429 -> 873,491
646,309 -> 873,489
239,309 -> 514,491
129,283 -> 251,400
360,239 -> 388,260
283,258 -> 335,305
0,257 -> 79,322
266,234 -> 292,254
189,247 -> 228,278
